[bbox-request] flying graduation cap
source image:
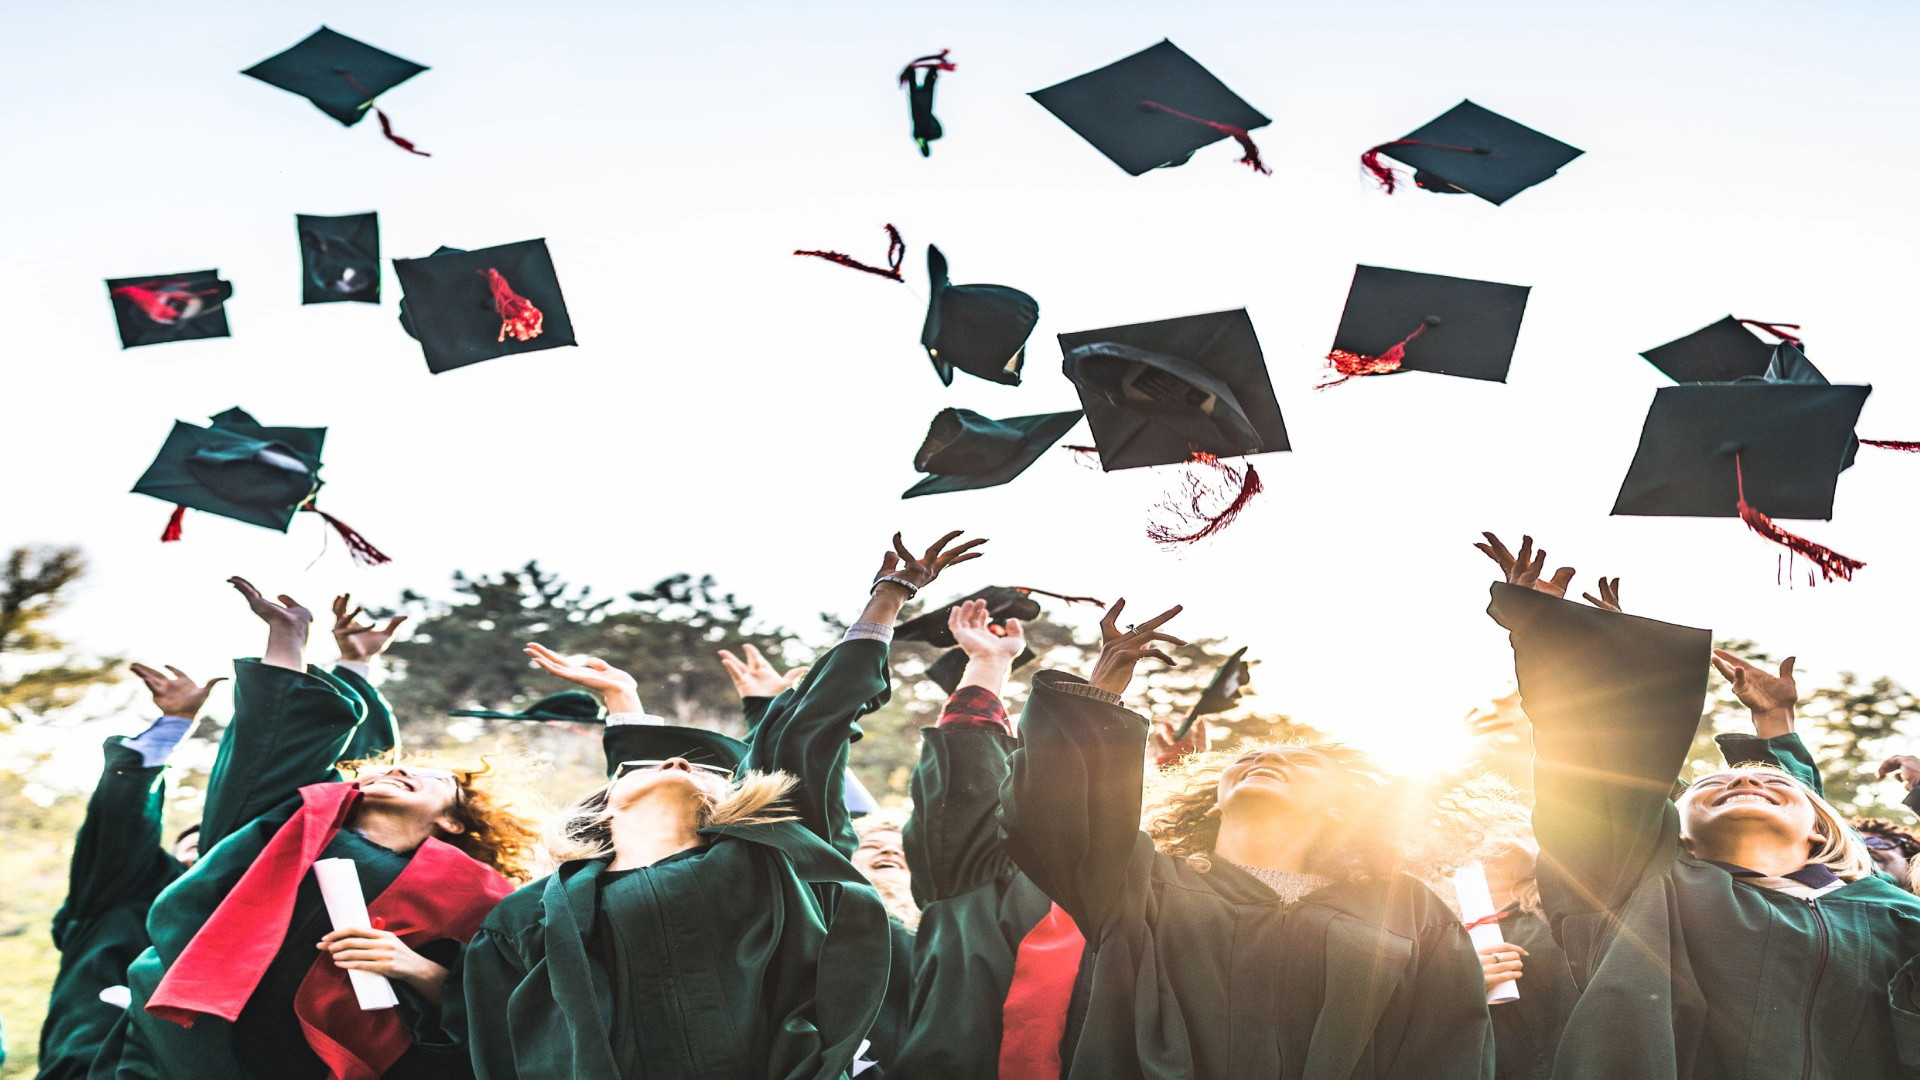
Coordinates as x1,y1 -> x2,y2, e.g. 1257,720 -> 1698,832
1060,308 -> 1288,544
897,586 -> 1098,695
900,50 -> 955,157
1612,382 -> 1872,581
394,240 -> 576,373
131,407 -> 390,564
298,213 -> 380,304
1322,266 -> 1530,387
449,690 -> 608,725
105,270 -> 233,349
1172,645 -> 1250,741
922,246 -> 1040,386
904,408 -> 1084,499
1639,316 -> 1804,384
242,27 -> 431,155
1360,100 -> 1583,205
1030,40 -> 1271,176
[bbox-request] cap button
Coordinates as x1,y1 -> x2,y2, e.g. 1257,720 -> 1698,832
1422,315 -> 1443,327
1717,441 -> 1745,457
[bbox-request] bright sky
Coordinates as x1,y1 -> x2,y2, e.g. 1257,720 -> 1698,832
6,0 -> 1918,778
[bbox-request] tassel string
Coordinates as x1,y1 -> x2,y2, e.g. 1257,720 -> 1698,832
480,268 -> 545,343
1737,319 -> 1802,346
1319,319 -> 1435,389
1011,587 -> 1107,607
1732,453 -> 1862,583
1138,100 -> 1270,175
1862,439 -> 1920,452
794,224 -> 907,281
1360,139 -> 1490,194
1147,452 -> 1265,547
301,502 -> 392,566
160,505 -> 186,543
111,283 -> 223,324
898,49 -> 956,85
337,71 -> 430,156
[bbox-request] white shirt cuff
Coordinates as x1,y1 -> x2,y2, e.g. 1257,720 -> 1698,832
334,660 -> 373,679
606,711 -> 666,727
843,621 -> 895,644
1055,681 -> 1123,706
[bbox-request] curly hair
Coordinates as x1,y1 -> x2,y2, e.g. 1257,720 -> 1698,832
340,755 -> 546,884
1143,739 -> 1515,883
543,770 -> 798,864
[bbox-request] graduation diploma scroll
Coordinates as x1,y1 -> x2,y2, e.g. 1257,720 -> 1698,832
312,857 -> 400,1010
1451,860 -> 1519,1005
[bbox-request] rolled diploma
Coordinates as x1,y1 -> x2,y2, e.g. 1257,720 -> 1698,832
312,858 -> 399,1010
1451,860 -> 1519,1004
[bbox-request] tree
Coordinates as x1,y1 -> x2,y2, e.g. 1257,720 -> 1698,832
0,545 -> 119,719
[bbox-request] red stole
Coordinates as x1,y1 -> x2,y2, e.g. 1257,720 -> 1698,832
996,901 -> 1086,1080
147,782 -> 513,1080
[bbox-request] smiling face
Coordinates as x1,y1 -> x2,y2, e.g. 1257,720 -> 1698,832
353,765 -> 464,823
1678,769 -> 1822,854
853,825 -> 910,893
607,758 -> 734,813
1215,747 -> 1346,813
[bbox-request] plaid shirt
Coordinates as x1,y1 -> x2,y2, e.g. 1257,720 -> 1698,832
938,684 -> 1011,735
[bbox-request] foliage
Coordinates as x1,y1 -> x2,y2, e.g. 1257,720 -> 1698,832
0,546 -> 119,719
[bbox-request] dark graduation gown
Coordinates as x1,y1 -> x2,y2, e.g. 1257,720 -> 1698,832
37,737 -> 187,1080
889,720 -> 1076,1080
1000,670 -> 1494,1080
453,638 -> 894,1080
89,661 -> 469,1080
1486,907 -> 1577,1080
1490,583 -> 1920,1079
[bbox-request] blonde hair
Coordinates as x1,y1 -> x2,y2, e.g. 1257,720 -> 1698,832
1143,739 -> 1513,883
340,754 -> 545,883
1679,763 -> 1877,883
543,769 -> 798,863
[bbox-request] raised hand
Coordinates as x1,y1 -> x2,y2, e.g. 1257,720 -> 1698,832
1474,533 -> 1574,598
1876,755 -> 1920,790
229,577 -> 312,671
129,663 -> 226,720
875,530 -> 988,591
717,643 -> 809,699
331,594 -> 408,663
524,642 -> 643,714
1150,716 -> 1210,769
948,598 -> 1026,663
1581,577 -> 1623,612
1088,599 -> 1187,697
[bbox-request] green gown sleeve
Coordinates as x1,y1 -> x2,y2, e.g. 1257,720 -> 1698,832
904,724 -> 1019,908
56,737 -> 183,941
1713,730 -> 1823,795
999,670 -> 1151,939
1487,584 -> 1711,924
744,638 -> 891,855
196,660 -> 365,853
333,664 -> 400,762
451,926 -> 535,1080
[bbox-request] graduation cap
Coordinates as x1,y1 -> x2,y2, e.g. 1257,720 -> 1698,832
298,213 -> 380,304
896,586 -> 1046,648
394,240 -> 577,374
1612,382 -> 1872,581
922,246 -> 1040,386
1360,100 -> 1582,205
1172,646 -> 1250,740
1639,316 -> 1803,384
602,722 -> 750,780
1030,40 -> 1271,176
105,270 -> 233,349
450,690 -> 606,724
900,50 -> 955,157
241,27 -> 430,155
904,408 -> 1083,499
131,407 -> 389,563
1323,265 -> 1530,386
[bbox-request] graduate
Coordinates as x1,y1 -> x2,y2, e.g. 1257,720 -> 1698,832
90,579 -> 539,1080
1481,531 -> 1920,1078
453,530 -> 982,1080
1000,600 -> 1496,1080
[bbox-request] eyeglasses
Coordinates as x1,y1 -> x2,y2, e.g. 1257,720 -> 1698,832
355,765 -> 463,801
1862,835 -> 1919,855
614,759 -> 734,780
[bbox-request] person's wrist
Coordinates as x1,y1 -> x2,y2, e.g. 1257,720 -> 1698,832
602,688 -> 644,714
1751,706 -> 1795,738
871,576 -> 918,599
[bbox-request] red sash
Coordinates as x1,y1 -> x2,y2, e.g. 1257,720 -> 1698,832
996,901 -> 1086,1080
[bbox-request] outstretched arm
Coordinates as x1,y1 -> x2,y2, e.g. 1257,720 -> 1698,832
1710,648 -> 1822,794
718,643 -> 809,741
331,594 -> 408,761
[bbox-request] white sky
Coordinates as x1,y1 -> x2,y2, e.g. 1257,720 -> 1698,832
5,0 -> 1918,776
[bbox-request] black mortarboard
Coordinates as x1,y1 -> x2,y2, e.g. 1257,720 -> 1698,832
904,408 -> 1084,499
298,213 -> 380,304
242,27 -> 430,154
1361,101 -> 1582,205
394,240 -> 577,374
1764,342 -> 1859,471
1172,645 -> 1249,740
922,246 -> 1039,387
900,50 -> 954,157
1030,40 -> 1271,176
449,690 -> 607,724
1639,317 -> 1802,384
105,270 -> 232,349
1324,265 -> 1530,385
896,586 -> 1044,648
1058,308 -> 1288,470
601,722 -> 750,780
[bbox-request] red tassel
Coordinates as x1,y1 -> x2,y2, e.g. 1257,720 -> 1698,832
302,504 -> 392,566
1733,454 -> 1862,583
1011,587 -> 1107,607
339,71 -> 430,156
480,268 -> 545,343
161,505 -> 185,543
1139,101 -> 1270,175
1737,319 -> 1802,346
1061,444 -> 1102,470
1319,320 -> 1432,389
1147,452 -> 1264,547
794,224 -> 906,281
898,49 -> 956,85
111,284 -> 220,325
1863,439 -> 1920,452
1359,139 -> 1489,194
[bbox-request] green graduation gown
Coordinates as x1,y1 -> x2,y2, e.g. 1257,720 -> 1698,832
89,661 -> 465,1080
1000,670 -> 1495,1080
1486,907 -> 1577,1080
1490,583 -> 1920,1079
37,737 -> 187,1080
454,638 -> 894,1080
